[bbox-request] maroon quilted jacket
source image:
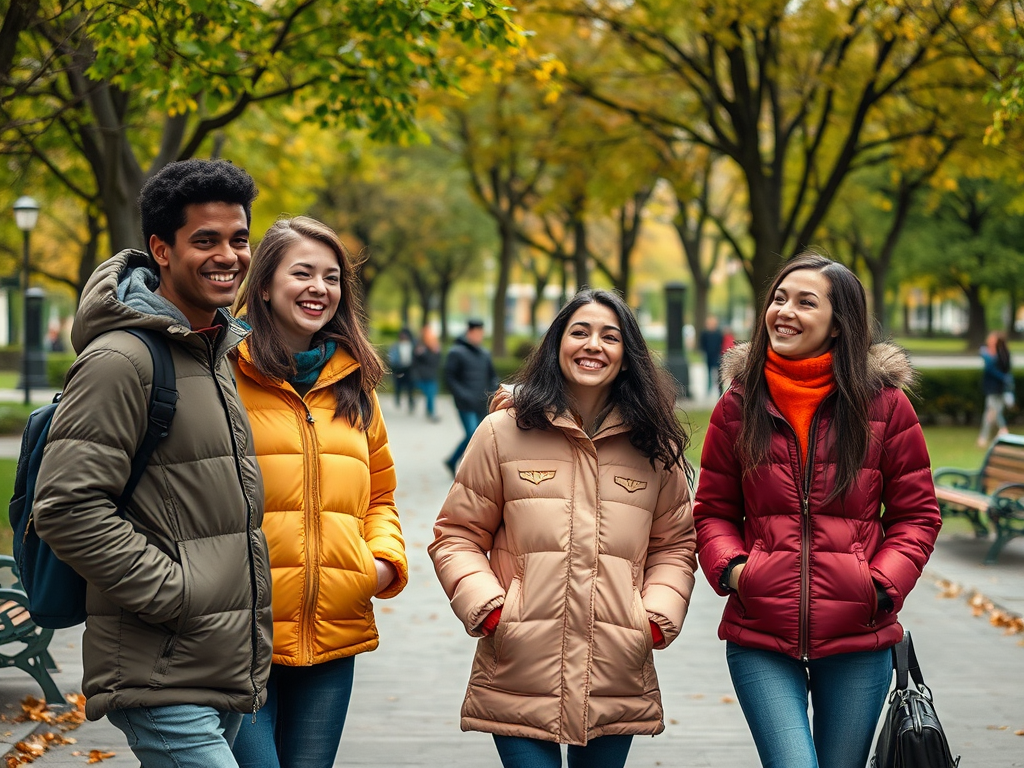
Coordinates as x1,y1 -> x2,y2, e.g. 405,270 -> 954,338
694,342 -> 941,660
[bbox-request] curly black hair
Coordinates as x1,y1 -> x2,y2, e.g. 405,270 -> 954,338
139,159 -> 258,251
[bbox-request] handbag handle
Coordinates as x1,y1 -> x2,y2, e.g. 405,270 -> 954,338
892,631 -> 927,692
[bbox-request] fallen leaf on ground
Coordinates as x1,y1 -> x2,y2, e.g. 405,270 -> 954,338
936,580 -> 962,599
720,696 -> 735,704
987,725 -> 1009,730
86,750 -> 117,763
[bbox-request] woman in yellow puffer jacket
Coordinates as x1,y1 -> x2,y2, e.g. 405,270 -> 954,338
230,216 -> 408,768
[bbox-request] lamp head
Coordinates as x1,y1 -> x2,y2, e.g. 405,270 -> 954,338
13,196 -> 40,232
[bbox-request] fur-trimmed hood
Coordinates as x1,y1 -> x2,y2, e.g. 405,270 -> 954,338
720,341 -> 917,392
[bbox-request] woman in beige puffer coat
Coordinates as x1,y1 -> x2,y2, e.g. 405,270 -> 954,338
429,289 -> 697,768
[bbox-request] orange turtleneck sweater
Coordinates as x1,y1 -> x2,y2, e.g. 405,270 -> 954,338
764,348 -> 835,464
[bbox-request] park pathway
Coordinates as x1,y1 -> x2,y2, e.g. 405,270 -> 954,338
1,392 -> 1022,766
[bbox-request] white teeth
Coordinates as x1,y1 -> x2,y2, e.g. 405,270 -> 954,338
577,359 -> 604,370
776,327 -> 798,336
299,302 -> 325,310
205,273 -> 234,283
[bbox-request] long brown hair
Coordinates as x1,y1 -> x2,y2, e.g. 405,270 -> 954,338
738,253 -> 873,499
235,216 -> 383,429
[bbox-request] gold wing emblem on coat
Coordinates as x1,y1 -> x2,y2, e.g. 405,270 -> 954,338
519,470 -> 556,485
614,476 -> 647,493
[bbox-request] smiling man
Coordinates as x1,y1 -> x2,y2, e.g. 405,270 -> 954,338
33,159 -> 272,768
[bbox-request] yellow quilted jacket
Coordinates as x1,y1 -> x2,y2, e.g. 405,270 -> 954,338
234,340 -> 408,666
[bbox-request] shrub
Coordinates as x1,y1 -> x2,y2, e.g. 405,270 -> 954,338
910,367 -> 1020,426
47,352 -> 77,388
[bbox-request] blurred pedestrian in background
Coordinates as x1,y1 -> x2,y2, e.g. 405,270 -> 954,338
412,324 -> 442,422
978,330 -> 1013,447
430,289 -> 697,768
232,216 -> 409,768
442,319 -> 497,476
389,327 -> 415,411
699,315 -> 726,397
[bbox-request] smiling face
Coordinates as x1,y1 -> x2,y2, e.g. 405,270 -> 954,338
264,236 -> 342,354
765,268 -> 839,360
150,201 -> 251,329
558,302 -> 625,404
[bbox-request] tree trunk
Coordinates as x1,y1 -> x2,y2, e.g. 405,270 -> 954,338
438,281 -> 451,344
572,214 -> 588,290
400,282 -> 411,330
76,213 -> 104,301
491,218 -> 516,357
964,284 -> 986,349
1007,286 -> 1021,340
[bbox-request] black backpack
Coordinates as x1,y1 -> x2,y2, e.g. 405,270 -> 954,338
8,328 -> 178,628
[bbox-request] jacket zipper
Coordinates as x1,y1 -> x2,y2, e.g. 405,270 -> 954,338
798,408 -> 823,663
297,398 -> 321,665
206,334 -> 262,720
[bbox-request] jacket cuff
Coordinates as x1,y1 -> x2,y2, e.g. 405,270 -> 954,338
716,555 -> 749,595
369,549 -> 409,599
466,596 -> 505,638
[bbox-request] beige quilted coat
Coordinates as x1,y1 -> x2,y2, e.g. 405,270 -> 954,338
429,404 -> 696,745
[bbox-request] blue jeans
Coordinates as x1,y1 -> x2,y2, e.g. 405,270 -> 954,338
232,656 -> 355,768
448,409 -> 483,468
107,704 -> 244,768
416,379 -> 438,417
493,735 -> 633,768
726,642 -> 892,768
393,370 -> 414,409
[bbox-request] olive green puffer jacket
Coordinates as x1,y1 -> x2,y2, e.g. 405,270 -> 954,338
34,250 -> 273,721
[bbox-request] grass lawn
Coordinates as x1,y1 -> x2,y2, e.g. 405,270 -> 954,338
0,419 -> 1011,556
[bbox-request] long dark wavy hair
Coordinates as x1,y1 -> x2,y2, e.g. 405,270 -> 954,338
510,289 -> 689,471
738,252 -> 873,499
235,216 -> 383,429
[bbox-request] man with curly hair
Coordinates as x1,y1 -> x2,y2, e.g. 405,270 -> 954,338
34,159 -> 273,768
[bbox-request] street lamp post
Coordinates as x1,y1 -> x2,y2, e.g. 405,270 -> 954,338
13,196 -> 40,406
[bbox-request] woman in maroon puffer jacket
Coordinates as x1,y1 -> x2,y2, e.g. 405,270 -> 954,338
693,253 -> 941,768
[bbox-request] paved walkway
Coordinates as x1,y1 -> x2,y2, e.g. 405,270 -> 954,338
1,393 -> 1022,767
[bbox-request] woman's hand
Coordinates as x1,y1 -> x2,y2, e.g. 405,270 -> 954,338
728,562 -> 745,592
374,558 -> 397,595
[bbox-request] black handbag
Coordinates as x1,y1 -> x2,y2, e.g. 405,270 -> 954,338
871,632 -> 960,768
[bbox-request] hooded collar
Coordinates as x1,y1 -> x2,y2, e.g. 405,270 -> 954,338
721,340 -> 917,395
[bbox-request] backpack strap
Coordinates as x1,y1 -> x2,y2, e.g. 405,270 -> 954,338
115,329 -> 178,510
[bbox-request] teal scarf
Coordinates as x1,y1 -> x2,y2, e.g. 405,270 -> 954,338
290,340 -> 337,389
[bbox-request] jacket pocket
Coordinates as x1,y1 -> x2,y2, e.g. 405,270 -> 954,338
172,540 -> 195,633
735,540 -> 763,617
852,543 -> 878,626
492,575 -> 521,664
633,587 -> 654,658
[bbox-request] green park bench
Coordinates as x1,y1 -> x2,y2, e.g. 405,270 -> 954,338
0,555 -> 63,705
933,433 -> 1024,565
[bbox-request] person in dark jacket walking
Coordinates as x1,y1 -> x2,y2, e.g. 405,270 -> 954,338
33,159 -> 273,767
412,324 -> 443,421
978,330 -> 1013,447
699,315 -> 725,397
693,253 -> 941,768
443,319 -> 498,475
